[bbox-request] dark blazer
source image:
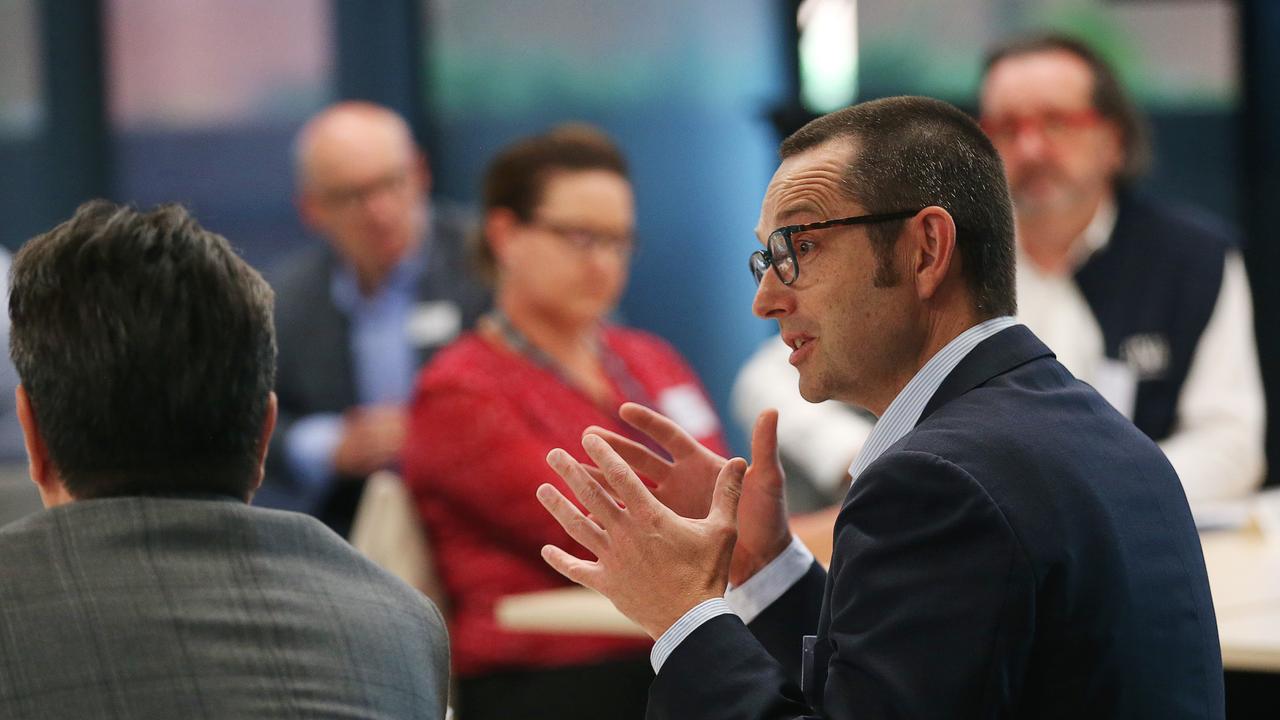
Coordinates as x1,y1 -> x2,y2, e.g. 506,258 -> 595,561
0,495 -> 451,719
263,203 -> 490,535
649,325 -> 1223,719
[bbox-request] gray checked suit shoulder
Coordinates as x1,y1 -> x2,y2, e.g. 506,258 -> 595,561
0,495 -> 450,719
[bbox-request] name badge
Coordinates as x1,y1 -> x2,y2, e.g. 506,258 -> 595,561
657,384 -> 719,438
407,301 -> 462,348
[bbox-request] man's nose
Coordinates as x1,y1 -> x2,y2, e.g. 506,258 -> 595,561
752,268 -> 794,320
1011,124 -> 1049,162
359,186 -> 400,224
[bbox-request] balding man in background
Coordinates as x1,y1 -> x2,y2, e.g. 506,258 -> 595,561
258,101 -> 490,536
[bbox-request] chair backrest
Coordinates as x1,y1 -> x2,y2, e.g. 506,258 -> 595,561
349,470 -> 448,613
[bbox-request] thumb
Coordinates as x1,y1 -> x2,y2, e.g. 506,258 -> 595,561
751,409 -> 780,462
707,457 -> 747,526
748,410 -> 787,503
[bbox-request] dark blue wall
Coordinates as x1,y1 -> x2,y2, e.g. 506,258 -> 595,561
423,0 -> 791,453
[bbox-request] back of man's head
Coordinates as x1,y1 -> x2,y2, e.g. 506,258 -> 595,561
9,200 -> 277,500
781,95 -> 1017,318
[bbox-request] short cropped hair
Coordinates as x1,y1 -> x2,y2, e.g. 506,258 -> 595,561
781,96 -> 1017,318
983,32 -> 1151,183
9,200 -> 277,499
472,124 -> 629,282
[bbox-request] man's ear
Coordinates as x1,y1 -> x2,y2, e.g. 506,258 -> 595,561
249,392 -> 278,498
413,151 -> 432,196
15,385 -> 71,508
911,206 -> 958,302
296,190 -> 324,233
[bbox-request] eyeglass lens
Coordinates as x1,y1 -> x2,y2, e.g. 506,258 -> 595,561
749,230 -> 798,286
770,231 -> 796,284
749,251 -> 770,284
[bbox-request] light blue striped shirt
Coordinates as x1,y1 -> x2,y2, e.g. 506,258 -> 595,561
276,245 -> 429,514
650,316 -> 1019,673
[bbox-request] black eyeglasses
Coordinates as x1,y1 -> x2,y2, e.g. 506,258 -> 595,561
749,209 -> 922,286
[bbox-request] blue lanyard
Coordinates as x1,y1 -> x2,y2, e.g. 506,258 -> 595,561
486,310 -> 655,412
486,311 -> 672,459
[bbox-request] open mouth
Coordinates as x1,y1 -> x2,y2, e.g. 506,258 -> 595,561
785,334 -> 815,365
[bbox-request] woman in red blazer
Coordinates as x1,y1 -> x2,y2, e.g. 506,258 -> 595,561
403,125 -> 727,720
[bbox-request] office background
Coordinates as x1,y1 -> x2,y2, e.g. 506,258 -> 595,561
1,0 -> 1277,467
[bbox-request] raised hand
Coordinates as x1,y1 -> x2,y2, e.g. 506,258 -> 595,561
731,409 -> 793,586
537,434 -> 747,639
588,403 -> 795,587
583,402 -> 728,519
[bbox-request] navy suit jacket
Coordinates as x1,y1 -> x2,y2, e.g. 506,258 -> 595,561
649,325 -> 1223,719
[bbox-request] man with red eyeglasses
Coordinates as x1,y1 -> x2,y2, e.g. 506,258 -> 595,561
978,33 -> 1263,505
731,33 -> 1263,523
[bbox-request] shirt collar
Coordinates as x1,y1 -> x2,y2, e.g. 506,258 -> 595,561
330,238 -> 428,314
1016,194 -> 1117,279
847,316 -> 1019,481
1075,193 -> 1117,264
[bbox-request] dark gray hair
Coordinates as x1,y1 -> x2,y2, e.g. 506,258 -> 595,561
781,96 -> 1017,318
10,200 -> 276,499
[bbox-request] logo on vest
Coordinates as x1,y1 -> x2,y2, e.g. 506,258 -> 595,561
1119,333 -> 1169,381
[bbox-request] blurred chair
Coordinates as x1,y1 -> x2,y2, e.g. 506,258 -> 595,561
349,470 -> 447,612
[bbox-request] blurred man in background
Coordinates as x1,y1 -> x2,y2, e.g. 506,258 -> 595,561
260,101 -> 490,536
0,201 -> 450,719
735,33 -> 1263,531
981,33 -> 1263,501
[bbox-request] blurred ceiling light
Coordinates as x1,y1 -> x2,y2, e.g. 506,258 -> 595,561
797,0 -> 858,113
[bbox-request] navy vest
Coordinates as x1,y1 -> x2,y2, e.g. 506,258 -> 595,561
1073,191 -> 1233,442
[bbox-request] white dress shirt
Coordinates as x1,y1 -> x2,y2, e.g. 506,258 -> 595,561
1017,197 -> 1265,501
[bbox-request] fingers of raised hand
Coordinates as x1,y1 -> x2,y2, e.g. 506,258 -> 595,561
750,409 -> 781,464
748,409 -> 786,496
583,425 -> 672,479
536,480 -> 608,554
580,463 -> 612,490
581,434 -> 657,513
540,543 -> 601,590
708,457 -> 747,528
545,449 -> 623,524
618,402 -> 699,456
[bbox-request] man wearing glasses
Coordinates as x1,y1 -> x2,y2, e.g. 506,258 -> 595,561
734,33 -> 1263,526
979,33 -> 1263,504
536,96 -> 1222,717
258,101 -> 489,536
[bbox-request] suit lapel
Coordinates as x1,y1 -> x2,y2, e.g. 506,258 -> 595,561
917,325 -> 1055,425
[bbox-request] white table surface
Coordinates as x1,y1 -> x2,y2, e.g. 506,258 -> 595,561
498,525 -> 1280,672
